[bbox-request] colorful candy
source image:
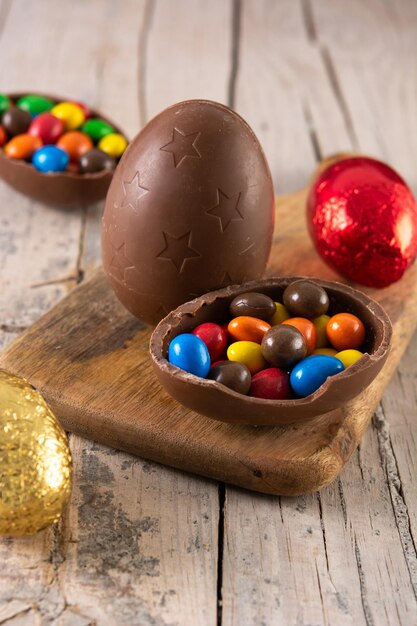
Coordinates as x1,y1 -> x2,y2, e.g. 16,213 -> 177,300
326,313 -> 365,351
227,341 -> 266,375
282,317 -> 316,355
82,118 -> 114,142
56,131 -> 93,163
2,107 -> 32,137
73,101 -> 91,120
51,102 -> 85,130
168,333 -> 210,377
32,146 -> 69,173
1,93 -> 127,175
228,316 -> 271,343
79,148 -> 116,173
4,134 -> 42,160
261,325 -> 306,369
17,94 -> 54,116
229,292 -> 275,321
335,349 -> 363,368
313,347 -> 337,356
0,94 -> 11,115
208,361 -> 251,394
98,132 -> 128,159
167,281 -> 369,400
28,113 -> 64,144
0,125 -> 6,147
313,314 -> 330,348
270,302 -> 290,325
290,355 -> 345,397
283,279 -> 329,318
250,368 -> 291,400
192,322 -> 227,362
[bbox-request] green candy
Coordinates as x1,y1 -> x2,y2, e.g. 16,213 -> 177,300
0,93 -> 11,116
17,94 -> 54,116
82,118 -> 114,143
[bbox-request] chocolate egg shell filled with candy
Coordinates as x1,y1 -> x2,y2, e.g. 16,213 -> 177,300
102,99 -> 275,326
0,92 -> 127,208
150,277 -> 392,425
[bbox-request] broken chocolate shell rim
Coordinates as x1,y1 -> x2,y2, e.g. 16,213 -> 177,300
1,92 -> 128,180
150,276 -> 393,407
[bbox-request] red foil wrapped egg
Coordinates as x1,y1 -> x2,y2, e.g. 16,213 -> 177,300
307,157 -> 417,288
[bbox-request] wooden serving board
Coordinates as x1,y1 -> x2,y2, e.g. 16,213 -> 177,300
2,180 -> 417,496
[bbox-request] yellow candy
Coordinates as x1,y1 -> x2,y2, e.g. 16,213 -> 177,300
98,132 -> 127,158
335,349 -> 364,368
227,341 -> 266,375
270,302 -> 290,326
313,314 -> 330,348
313,348 -> 337,356
51,102 -> 85,130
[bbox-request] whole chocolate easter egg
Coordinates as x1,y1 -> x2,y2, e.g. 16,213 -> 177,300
102,100 -> 274,325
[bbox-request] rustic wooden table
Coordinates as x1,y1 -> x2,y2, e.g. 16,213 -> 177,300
1,1 -> 416,625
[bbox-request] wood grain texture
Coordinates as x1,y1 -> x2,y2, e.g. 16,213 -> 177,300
0,1 -> 227,625
1,0 -> 416,624
2,182 -> 416,497
220,2 -> 417,625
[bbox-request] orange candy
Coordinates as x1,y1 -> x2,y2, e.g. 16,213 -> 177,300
283,317 -> 316,354
56,131 -> 93,163
326,313 -> 365,351
228,316 -> 271,344
4,134 -> 42,159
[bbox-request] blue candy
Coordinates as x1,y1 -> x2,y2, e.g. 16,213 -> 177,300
168,333 -> 211,378
32,145 -> 69,173
290,355 -> 345,397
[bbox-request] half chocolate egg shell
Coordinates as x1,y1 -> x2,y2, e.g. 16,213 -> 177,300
150,277 -> 392,425
0,92 -> 126,208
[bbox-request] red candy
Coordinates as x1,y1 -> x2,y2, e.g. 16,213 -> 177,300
73,101 -> 91,120
250,368 -> 291,400
28,113 -> 64,144
0,125 -> 6,147
192,323 -> 227,362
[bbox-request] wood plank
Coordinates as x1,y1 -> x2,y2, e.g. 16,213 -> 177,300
311,0 -> 417,190
0,1 -> 231,624
2,179 -> 416,495
220,1 -> 417,625
143,0 -> 233,121
60,438 -> 219,626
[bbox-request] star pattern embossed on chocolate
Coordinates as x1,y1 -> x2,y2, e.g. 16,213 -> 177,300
207,189 -> 243,232
120,171 -> 149,212
160,128 -> 201,167
109,242 -> 136,284
220,271 -> 234,286
157,231 -> 200,273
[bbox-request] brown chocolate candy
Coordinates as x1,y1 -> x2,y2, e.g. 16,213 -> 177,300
208,361 -> 251,395
79,148 -> 116,173
283,279 -> 329,318
2,107 -> 32,137
229,291 -> 275,321
102,99 -> 274,326
261,324 -> 306,369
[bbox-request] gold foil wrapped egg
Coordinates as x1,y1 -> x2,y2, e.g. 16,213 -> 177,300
0,369 -> 72,535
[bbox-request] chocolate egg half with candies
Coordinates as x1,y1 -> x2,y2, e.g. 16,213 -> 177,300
0,92 -> 128,207
150,277 -> 392,425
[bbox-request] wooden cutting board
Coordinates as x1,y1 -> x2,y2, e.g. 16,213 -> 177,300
2,165 -> 417,496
